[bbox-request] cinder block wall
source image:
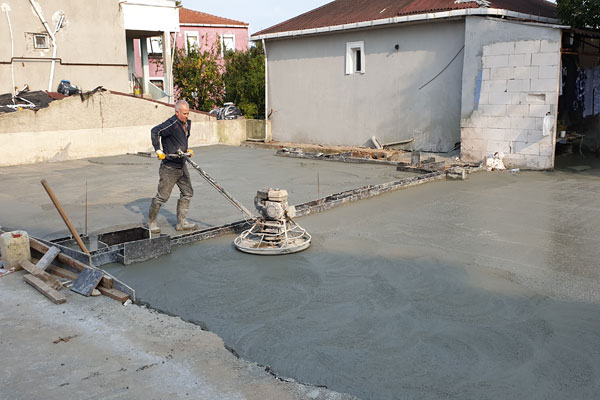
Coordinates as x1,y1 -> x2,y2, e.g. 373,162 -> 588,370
461,18 -> 561,170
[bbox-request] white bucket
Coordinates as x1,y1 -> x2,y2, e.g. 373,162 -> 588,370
0,231 -> 31,270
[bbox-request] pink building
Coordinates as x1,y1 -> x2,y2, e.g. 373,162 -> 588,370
133,7 -> 248,95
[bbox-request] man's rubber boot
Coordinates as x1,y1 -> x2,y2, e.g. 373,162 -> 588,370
147,200 -> 161,234
176,199 -> 198,231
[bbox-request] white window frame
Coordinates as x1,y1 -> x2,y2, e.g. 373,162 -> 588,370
221,34 -> 235,55
147,37 -> 163,55
185,32 -> 199,54
149,78 -> 165,91
33,33 -> 49,49
345,41 -> 365,75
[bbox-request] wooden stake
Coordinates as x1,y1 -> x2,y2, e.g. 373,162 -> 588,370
40,179 -> 90,255
317,172 -> 320,201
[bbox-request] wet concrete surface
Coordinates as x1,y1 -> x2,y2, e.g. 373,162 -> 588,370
104,158 -> 600,400
0,145 -> 413,239
4,148 -> 600,399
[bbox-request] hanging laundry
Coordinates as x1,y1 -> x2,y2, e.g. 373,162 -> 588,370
543,113 -> 554,137
574,67 -> 586,112
583,66 -> 600,118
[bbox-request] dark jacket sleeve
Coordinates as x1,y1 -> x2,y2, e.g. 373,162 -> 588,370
151,117 -> 177,151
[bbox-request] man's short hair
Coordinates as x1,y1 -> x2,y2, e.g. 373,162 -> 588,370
175,100 -> 189,112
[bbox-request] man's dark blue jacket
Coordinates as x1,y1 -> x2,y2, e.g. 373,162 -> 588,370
151,115 -> 192,169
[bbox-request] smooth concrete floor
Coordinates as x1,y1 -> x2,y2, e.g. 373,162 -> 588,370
3,148 -> 600,400
0,145 -> 414,239
104,153 -> 600,400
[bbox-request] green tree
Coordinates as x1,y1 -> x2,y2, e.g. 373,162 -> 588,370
557,0 -> 600,29
173,40 -> 224,112
223,42 -> 265,119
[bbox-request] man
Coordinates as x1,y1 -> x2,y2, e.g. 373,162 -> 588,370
147,100 -> 198,233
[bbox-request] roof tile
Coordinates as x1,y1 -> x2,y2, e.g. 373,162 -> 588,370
253,0 -> 556,36
179,7 -> 248,26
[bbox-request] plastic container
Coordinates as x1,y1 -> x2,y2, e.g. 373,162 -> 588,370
0,231 -> 31,270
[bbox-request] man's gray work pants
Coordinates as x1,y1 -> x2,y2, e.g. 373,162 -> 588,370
153,163 -> 193,206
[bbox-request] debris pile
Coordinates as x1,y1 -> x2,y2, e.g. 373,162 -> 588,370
485,152 -> 506,171
0,230 -> 132,305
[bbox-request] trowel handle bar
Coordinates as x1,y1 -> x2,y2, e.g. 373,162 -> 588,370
166,153 -> 254,219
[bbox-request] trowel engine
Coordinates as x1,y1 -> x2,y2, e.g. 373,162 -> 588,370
234,188 -> 311,255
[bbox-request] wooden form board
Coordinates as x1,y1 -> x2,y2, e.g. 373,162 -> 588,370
24,274 -> 66,304
19,260 -> 62,291
35,246 -> 61,271
47,266 -> 130,303
29,237 -> 113,288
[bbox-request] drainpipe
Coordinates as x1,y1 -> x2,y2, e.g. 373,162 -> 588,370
170,32 -> 176,102
49,12 -> 65,92
28,0 -> 63,91
2,3 -> 15,98
262,38 -> 268,142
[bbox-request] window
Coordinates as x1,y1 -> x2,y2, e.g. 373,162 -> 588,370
185,32 -> 199,54
147,37 -> 163,55
150,79 -> 164,91
345,41 -> 365,75
221,34 -> 235,55
34,34 -> 49,49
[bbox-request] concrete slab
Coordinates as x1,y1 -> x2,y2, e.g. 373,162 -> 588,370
0,145 -> 414,239
0,272 -> 353,400
3,147 -> 600,400
105,165 -> 600,400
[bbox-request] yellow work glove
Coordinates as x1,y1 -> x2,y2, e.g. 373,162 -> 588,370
156,150 -> 166,160
186,149 -> 194,158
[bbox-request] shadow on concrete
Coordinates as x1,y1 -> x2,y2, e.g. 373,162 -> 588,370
554,151 -> 600,177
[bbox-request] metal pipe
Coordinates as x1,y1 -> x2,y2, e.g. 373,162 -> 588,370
2,4 -> 15,98
49,13 -> 65,92
167,153 -> 254,218
0,57 -> 128,66
28,0 -> 56,91
40,179 -> 90,255
262,38 -> 268,142
85,181 -> 88,236
170,32 -> 176,102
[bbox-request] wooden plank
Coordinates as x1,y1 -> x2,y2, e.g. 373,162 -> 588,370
71,268 -> 104,297
101,275 -> 114,289
19,260 -> 63,291
46,265 -> 78,281
47,266 -> 127,302
23,274 -> 67,304
30,237 -> 113,288
30,238 -> 87,272
96,286 -> 130,303
35,246 -> 61,271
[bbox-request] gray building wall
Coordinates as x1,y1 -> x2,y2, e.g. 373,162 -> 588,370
460,17 -> 561,169
266,20 -> 466,152
0,0 -> 129,94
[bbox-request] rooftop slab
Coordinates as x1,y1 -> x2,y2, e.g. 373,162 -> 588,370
3,147 -> 600,400
0,145 -> 415,239
106,156 -> 600,400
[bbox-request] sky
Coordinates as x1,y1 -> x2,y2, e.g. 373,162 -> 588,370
181,0 -> 333,34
